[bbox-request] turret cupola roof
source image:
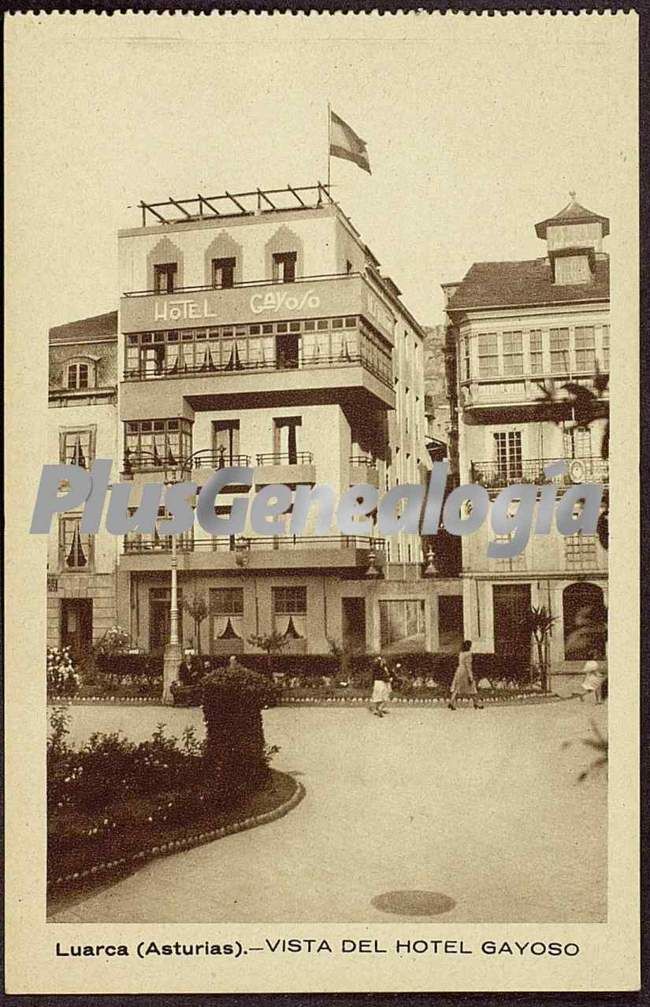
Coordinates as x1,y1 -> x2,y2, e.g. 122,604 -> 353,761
534,193 -> 609,239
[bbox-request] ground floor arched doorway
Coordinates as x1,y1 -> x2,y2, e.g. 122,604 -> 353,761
562,582 -> 607,660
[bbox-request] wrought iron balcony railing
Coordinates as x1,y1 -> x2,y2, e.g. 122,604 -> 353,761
122,350 -> 391,385
123,534 -> 384,555
122,451 -> 192,474
349,454 -> 377,467
470,456 -> 609,489
185,450 -> 252,469
256,452 -> 314,466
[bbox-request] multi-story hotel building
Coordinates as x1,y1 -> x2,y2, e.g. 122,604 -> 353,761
47,311 -> 119,654
110,184 -> 462,659
444,196 -> 609,677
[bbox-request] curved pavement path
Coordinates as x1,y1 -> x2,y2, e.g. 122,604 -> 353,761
48,699 -> 607,924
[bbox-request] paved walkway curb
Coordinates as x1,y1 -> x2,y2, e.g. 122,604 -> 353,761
50,693 -> 561,708
48,776 -> 305,896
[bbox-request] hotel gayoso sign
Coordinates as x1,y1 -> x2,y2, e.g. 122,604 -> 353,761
152,289 -> 322,323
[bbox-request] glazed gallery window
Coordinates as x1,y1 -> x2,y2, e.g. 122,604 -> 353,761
563,426 -> 592,460
477,333 -> 499,377
494,431 -> 522,480
59,515 -> 92,570
272,251 -> 297,283
272,586 -> 306,639
124,319 -> 392,387
502,331 -> 523,375
601,325 -> 610,370
124,418 -> 192,469
529,330 -> 543,374
211,257 -> 236,289
574,326 -> 596,372
564,533 -> 598,571
67,362 -> 89,390
550,328 -> 570,374
153,262 -> 177,294
60,429 -> 94,468
379,599 -> 426,652
461,335 -> 471,380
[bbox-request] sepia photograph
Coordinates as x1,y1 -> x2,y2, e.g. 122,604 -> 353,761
4,9 -> 639,995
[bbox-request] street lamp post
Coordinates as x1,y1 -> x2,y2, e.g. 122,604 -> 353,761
162,501 -> 183,705
161,469 -> 187,705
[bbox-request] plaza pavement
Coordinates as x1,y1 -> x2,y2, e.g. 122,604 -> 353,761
48,698 -> 607,924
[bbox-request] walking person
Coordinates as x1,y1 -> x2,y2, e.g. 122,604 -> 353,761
369,658 -> 391,717
448,640 -> 483,710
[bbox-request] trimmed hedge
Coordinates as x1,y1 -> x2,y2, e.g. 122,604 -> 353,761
202,664 -> 282,807
95,653 -> 163,677
95,652 -> 531,688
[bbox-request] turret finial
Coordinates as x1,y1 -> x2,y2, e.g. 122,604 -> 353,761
569,189 -> 577,201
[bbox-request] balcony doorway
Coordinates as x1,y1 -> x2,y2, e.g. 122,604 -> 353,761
276,332 -> 299,369
342,597 -> 366,653
438,595 -> 464,653
492,584 -> 531,662
60,598 -> 93,662
274,417 -> 302,465
212,420 -> 240,467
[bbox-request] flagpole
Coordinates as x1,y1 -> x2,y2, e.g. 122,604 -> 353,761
327,101 -> 331,193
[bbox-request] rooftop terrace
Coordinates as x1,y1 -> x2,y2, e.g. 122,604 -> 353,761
134,183 -> 343,228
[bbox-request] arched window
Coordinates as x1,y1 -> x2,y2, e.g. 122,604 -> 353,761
66,357 -> 97,390
563,582 -> 607,660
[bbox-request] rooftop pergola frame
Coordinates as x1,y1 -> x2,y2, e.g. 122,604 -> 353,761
137,183 -> 335,228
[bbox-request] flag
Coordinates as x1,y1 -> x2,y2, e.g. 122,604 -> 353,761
329,109 -> 371,174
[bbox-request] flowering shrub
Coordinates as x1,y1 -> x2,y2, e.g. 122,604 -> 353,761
47,708 -> 205,814
47,647 -> 80,696
93,625 -> 131,657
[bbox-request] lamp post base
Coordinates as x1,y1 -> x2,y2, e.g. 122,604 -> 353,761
162,642 -> 183,705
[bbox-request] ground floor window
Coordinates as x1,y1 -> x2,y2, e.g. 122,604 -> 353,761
210,587 -> 244,648
379,599 -> 425,653
272,586 -> 306,639
563,582 -> 607,660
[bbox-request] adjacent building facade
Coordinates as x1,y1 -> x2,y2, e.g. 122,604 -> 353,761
47,311 -> 119,654
444,196 -> 609,675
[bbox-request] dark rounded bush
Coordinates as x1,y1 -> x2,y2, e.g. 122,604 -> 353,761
202,664 -> 281,807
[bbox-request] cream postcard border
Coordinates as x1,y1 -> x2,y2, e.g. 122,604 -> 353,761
4,11 -> 639,994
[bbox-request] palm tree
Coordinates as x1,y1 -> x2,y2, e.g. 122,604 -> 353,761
248,630 -> 289,676
527,605 -> 557,693
182,593 -> 209,655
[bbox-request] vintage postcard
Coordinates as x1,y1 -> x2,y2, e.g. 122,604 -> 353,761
4,10 -> 639,996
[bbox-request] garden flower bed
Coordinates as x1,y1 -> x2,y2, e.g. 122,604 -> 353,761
47,675 -> 296,905
48,769 -> 301,904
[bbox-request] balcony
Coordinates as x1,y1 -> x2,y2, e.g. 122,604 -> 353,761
349,454 -> 379,488
460,373 -> 609,419
121,448 -> 317,488
121,272 -> 395,343
254,451 -> 316,486
120,534 -> 385,573
470,456 -> 609,491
